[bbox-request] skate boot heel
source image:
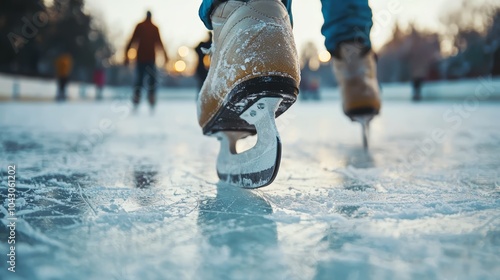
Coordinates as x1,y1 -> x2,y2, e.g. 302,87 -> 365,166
216,97 -> 283,188
203,76 -> 298,136
204,76 -> 297,188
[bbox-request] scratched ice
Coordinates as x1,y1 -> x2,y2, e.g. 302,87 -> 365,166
0,89 -> 499,279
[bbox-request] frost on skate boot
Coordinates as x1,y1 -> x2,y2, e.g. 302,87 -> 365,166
332,42 -> 381,148
198,0 -> 300,188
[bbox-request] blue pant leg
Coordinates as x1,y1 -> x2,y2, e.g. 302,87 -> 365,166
198,0 -> 215,30
199,0 -> 293,30
135,63 -> 146,90
320,0 -> 373,52
144,63 -> 157,93
133,63 -> 147,104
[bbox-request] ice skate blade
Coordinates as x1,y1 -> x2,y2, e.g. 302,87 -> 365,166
215,97 -> 283,189
351,115 -> 373,149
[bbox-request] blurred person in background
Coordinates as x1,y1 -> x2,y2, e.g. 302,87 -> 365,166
492,46 -> 500,76
404,31 -> 440,101
55,51 -> 73,101
125,11 -> 169,111
195,32 -> 212,93
93,66 -> 106,100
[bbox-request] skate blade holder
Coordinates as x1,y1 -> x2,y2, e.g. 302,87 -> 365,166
351,114 -> 374,149
215,97 -> 283,188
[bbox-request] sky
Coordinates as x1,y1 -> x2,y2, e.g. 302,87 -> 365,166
81,0 -> 479,62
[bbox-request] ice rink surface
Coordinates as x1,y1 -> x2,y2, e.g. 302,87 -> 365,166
1,96 -> 500,279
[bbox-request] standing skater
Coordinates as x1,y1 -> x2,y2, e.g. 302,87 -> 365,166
125,11 -> 169,110
195,32 -> 213,92
197,0 -> 381,188
93,66 -> 106,100
55,51 -> 73,101
405,30 -> 438,101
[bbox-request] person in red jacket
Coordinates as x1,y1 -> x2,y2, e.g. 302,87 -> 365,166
93,67 -> 105,100
125,11 -> 168,109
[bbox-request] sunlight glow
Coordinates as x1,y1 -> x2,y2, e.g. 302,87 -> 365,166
178,46 -> 189,58
127,48 -> 137,60
203,55 -> 211,68
318,50 -> 331,63
174,60 -> 187,72
308,59 -> 320,71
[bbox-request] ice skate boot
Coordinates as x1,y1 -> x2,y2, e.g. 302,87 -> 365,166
198,0 -> 300,188
332,42 -> 381,149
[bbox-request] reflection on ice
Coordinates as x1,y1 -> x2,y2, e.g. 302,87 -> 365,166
197,183 -> 285,278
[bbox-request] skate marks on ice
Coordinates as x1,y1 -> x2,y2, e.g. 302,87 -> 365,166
0,165 -> 205,279
0,103 -> 206,279
257,103 -> 500,279
261,146 -> 500,279
310,212 -> 500,280
1,101 -> 500,279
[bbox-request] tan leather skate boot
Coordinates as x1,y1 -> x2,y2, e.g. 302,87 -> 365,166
197,0 -> 300,188
332,42 -> 381,117
332,42 -> 381,148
